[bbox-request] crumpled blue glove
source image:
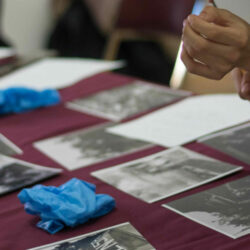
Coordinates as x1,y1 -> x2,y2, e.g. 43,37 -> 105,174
18,178 -> 115,234
0,87 -> 60,114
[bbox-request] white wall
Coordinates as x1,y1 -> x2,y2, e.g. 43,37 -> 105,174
215,0 -> 250,23
1,0 -> 250,55
1,0 -> 53,54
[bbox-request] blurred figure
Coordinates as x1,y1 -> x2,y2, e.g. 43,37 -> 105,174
84,0 -> 121,35
49,0 -> 194,84
48,0 -> 105,58
0,0 -> 11,47
182,1 -> 250,100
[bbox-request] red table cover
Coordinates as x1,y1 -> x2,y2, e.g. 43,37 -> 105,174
0,72 -> 249,250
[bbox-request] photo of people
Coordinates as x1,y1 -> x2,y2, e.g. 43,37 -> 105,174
0,154 -> 61,195
92,147 -> 242,203
67,81 -> 190,121
200,123 -> 250,164
164,176 -> 250,239
29,222 -> 155,250
34,123 -> 151,171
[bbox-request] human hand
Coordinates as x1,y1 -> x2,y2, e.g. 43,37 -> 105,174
232,68 -> 250,100
181,6 -> 250,80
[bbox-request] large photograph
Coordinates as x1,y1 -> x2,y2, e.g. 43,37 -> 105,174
33,123 -> 151,171
67,81 -> 190,121
163,176 -> 250,239
0,133 -> 22,156
199,123 -> 250,164
0,154 -> 61,195
92,147 -> 242,203
28,222 -> 155,250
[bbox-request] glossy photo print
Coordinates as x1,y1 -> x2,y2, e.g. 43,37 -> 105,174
0,154 -> 61,195
34,123 -> 152,171
28,222 -> 155,250
67,81 -> 190,121
164,176 -> 250,239
199,123 -> 250,164
92,147 -> 242,203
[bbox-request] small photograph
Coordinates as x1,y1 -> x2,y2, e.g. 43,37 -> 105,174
0,133 -> 22,156
0,154 -> 61,196
199,123 -> 250,164
92,147 -> 242,203
28,222 -> 155,250
66,81 -> 190,121
33,123 -> 151,171
163,176 -> 250,239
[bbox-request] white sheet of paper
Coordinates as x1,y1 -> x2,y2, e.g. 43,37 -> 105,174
107,94 -> 250,147
0,58 -> 124,90
0,47 -> 15,59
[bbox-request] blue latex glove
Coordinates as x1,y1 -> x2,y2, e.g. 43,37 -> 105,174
0,87 -> 60,114
18,178 -> 115,234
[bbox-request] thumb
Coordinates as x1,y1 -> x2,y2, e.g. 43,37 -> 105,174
240,71 -> 250,100
232,68 -> 243,94
199,6 -> 230,25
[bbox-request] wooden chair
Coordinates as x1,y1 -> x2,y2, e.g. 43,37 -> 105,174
104,0 -> 195,60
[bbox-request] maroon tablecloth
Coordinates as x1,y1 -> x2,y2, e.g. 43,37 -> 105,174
0,72 -> 249,250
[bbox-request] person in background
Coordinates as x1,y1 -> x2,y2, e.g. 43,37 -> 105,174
0,0 -> 11,47
181,1 -> 250,100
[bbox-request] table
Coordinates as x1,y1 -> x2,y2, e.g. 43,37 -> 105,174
0,50 -> 57,77
0,72 -> 249,250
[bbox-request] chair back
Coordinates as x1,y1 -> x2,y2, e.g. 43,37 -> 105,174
116,0 -> 195,35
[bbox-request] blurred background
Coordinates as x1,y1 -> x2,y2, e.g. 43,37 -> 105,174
0,0 -> 195,85
0,0 -> 244,93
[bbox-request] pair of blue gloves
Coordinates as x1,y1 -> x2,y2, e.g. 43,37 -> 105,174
0,87 -> 60,114
18,178 -> 115,234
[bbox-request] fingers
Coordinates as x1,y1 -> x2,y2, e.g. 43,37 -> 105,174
188,14 -> 244,47
182,21 -> 234,73
232,68 -> 250,100
199,6 -> 237,25
231,68 -> 242,93
181,45 -> 224,80
241,71 -> 250,100
181,5 -> 250,82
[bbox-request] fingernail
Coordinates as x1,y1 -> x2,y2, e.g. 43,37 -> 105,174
242,83 -> 250,92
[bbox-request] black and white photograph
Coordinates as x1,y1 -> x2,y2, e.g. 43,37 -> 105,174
0,154 -> 61,196
66,81 -> 190,121
0,133 -> 22,156
28,222 -> 155,250
92,147 -> 242,203
33,123 -> 151,171
199,123 -> 250,164
163,176 -> 250,239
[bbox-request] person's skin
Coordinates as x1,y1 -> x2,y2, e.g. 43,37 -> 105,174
181,3 -> 250,100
